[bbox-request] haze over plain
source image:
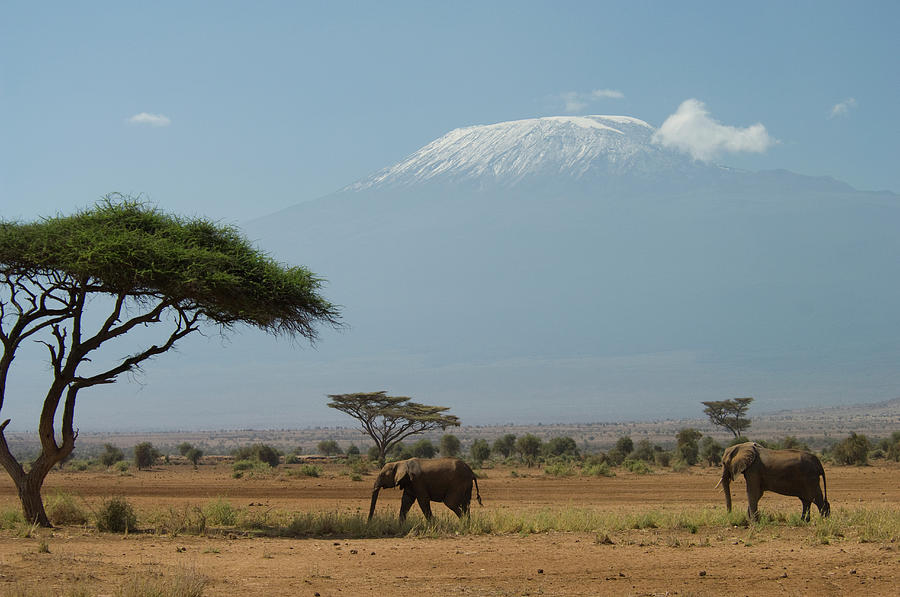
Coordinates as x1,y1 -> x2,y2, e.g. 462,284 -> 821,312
1,2 -> 898,430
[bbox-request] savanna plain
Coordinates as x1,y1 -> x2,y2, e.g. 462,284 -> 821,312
0,457 -> 898,597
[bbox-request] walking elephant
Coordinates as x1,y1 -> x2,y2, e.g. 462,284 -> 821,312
368,457 -> 482,522
719,442 -> 830,521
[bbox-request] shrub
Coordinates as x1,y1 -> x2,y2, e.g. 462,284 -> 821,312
515,434 -> 542,466
133,442 -> 160,470
699,436 -> 723,466
99,443 -> 124,467
440,434 -> 461,458
653,450 -> 671,468
544,436 -> 579,459
492,434 -> 517,458
831,432 -> 870,465
299,464 -> 322,477
185,447 -> 203,467
615,436 -> 634,456
470,439 -> 491,466
96,497 -> 137,533
346,444 -> 361,457
411,439 -> 437,458
606,447 -> 626,466
46,492 -> 89,526
543,461 -> 576,477
233,444 -> 281,467
115,460 -> 130,473
177,442 -> 194,456
202,498 -> 237,526
675,428 -> 702,466
622,459 -> 651,474
317,440 -> 343,456
582,461 -> 615,477
631,439 -> 655,462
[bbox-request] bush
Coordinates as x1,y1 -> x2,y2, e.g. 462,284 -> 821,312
831,432 -> 870,465
185,447 -> 203,467
299,464 -> 322,477
615,436 -> 634,456
233,444 -> 281,467
99,443 -> 124,467
606,447 -> 626,466
699,436 -> 723,466
46,492 -> 89,526
492,434 -> 517,458
653,450 -> 671,468
411,439 -> 437,458
631,439 -> 655,462
440,434 -> 461,458
133,442 -> 160,470
346,444 -> 361,457
544,436 -> 579,459
582,461 -> 615,477
544,461 -> 576,477
623,459 -> 652,474
675,428 -> 702,466
177,442 -> 194,456
96,496 -> 137,533
470,439 -> 491,466
516,434 -> 542,466
203,499 -> 237,526
317,440 -> 343,456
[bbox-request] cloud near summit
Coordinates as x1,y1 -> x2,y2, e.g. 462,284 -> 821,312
652,99 -> 775,161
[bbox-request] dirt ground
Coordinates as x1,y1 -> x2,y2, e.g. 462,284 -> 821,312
0,461 -> 897,596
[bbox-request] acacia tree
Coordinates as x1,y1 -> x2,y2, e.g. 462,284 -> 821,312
701,397 -> 754,438
327,391 -> 459,466
0,198 -> 339,525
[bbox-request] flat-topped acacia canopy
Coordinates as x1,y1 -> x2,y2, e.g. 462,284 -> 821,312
0,196 -> 340,525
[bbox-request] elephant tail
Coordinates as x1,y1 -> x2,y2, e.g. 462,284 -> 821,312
820,461 -> 830,516
473,476 -> 483,507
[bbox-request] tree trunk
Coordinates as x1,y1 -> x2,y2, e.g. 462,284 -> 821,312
17,471 -> 51,527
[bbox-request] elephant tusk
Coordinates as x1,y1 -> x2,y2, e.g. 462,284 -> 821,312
714,479 -> 722,490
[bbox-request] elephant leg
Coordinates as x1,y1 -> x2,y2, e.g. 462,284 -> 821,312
416,495 -> 433,520
746,486 -> 761,521
448,503 -> 465,518
398,491 -> 416,522
800,500 -> 811,522
812,485 -> 829,517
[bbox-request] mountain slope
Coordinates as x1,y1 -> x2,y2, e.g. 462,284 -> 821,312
237,115 -> 900,424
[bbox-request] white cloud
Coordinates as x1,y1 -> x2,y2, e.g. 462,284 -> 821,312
592,88 -> 625,99
560,88 -> 624,113
829,97 -> 857,119
652,99 -> 775,162
127,112 -> 172,127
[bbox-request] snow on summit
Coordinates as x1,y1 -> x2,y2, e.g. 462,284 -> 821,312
350,115 -> 693,190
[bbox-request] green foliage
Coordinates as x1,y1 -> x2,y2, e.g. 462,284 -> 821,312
96,496 -> 137,533
177,442 -> 194,456
543,461 -> 576,477
316,440 -> 343,456
233,444 -> 281,467
440,434 -> 461,457
831,432 -> 870,465
544,436 -> 579,459
411,438 -> 437,458
100,443 -> 125,467
631,439 -> 655,462
232,459 -> 272,476
615,436 -> 634,456
184,447 -> 203,466
202,498 -> 237,526
45,491 -> 89,526
675,428 -> 702,466
515,434 -> 542,466
299,464 -> 322,477
387,442 -> 413,461
622,458 -> 652,474
582,460 -> 615,477
777,435 -> 809,451
606,447 -> 626,466
699,436 -> 723,466
492,434 -> 517,458
346,444 -> 361,457
470,439 -> 491,466
701,397 -> 753,437
133,442 -> 160,470
653,450 -> 671,467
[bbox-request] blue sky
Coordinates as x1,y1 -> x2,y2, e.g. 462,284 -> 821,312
2,1 -> 898,225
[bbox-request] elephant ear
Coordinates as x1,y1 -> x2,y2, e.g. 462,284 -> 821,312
394,458 -> 422,485
730,443 -> 757,477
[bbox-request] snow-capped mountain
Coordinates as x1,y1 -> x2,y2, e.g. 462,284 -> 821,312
349,115 -> 711,191
238,115 -> 900,424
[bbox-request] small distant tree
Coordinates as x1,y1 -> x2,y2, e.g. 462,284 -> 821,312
234,443 -> 281,467
615,436 -> 634,456
0,198 -> 339,525
317,440 -> 343,456
134,442 -> 160,470
177,442 -> 194,456
631,439 -> 655,462
831,432 -> 870,465
99,443 -> 124,467
675,428 -> 702,466
470,439 -> 491,466
516,434 -> 542,467
411,438 -> 437,458
185,447 -> 203,467
346,444 -> 361,457
327,392 -> 460,467
701,397 -> 754,438
440,434 -> 461,458
492,434 -> 517,458
699,436 -> 723,466
544,436 -> 579,459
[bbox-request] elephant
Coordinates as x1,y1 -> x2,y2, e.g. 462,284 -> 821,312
368,457 -> 482,522
719,442 -> 830,521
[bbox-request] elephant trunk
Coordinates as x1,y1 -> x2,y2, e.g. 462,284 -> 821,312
368,488 -> 380,522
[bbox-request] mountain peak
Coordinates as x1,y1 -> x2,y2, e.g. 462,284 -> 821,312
348,115 -> 699,191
